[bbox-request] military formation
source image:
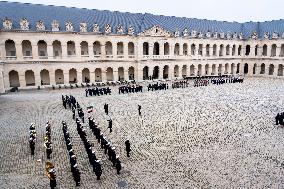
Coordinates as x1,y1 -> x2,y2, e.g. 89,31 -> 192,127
172,80 -> 189,89
85,87 -> 112,97
211,76 -> 244,85
118,85 -> 143,94
194,79 -> 209,87
147,83 -> 169,91
44,121 -> 53,159
275,112 -> 284,126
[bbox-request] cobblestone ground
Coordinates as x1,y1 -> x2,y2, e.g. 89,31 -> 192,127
0,78 -> 284,189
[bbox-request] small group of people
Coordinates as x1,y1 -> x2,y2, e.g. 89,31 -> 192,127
44,121 -> 53,159
147,83 -> 169,91
275,112 -> 284,126
118,85 -> 143,94
172,80 -> 189,89
211,76 -> 244,85
62,121 -> 81,186
62,95 -> 77,109
85,87 -> 111,97
29,123 -> 36,155
194,79 -> 209,87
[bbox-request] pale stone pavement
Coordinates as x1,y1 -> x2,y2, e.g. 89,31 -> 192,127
0,78 -> 284,189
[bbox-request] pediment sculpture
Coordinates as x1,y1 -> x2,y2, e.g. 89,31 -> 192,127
198,32 -> 203,38
93,23 -> 100,33
233,32 -> 238,39
220,32 -> 225,39
239,32 -> 244,39
263,32 -> 269,39
128,26 -> 135,35
174,28 -> 180,37
183,28 -> 189,37
65,21 -> 74,32
138,25 -> 172,37
116,24 -> 124,34
51,20 -> 60,31
3,17 -> 12,30
226,32 -> 231,39
36,20 -> 45,31
105,24 -> 111,34
80,22 -> 87,32
251,31 -> 258,39
206,30 -> 211,38
272,32 -> 279,39
213,31 -> 218,39
191,30 -> 197,38
20,18 -> 29,30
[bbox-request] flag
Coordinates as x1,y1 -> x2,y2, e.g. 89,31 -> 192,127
87,106 -> 93,113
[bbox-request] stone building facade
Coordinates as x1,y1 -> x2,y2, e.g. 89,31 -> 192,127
0,2 -> 283,93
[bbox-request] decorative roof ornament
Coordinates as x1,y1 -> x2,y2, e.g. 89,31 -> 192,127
174,28 -> 180,37
183,28 -> 189,37
116,24 -> 124,34
263,32 -> 269,39
3,17 -> 12,30
233,32 -> 238,39
226,32 -> 231,39
93,23 -> 100,33
220,32 -> 225,39
206,30 -> 211,38
251,31 -> 258,39
198,32 -> 203,38
51,20 -> 60,31
104,24 -> 111,34
272,32 -> 279,39
79,22 -> 87,32
20,18 -> 29,30
128,26 -> 135,35
239,32 -> 244,39
36,20 -> 45,31
213,31 -> 218,39
65,21 -> 74,32
191,30 -> 197,38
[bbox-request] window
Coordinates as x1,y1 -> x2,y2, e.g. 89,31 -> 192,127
81,51 -> 84,55
10,51 -> 16,56
40,51 -> 45,56
54,51 -> 59,56
25,51 -> 31,56
68,51 -> 72,55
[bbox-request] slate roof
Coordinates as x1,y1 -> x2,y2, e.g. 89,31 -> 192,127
0,1 -> 283,39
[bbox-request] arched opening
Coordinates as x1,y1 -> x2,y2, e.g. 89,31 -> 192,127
212,64 -> 217,75
9,70 -> 20,87
218,64 -> 222,75
278,64 -> 283,76
38,40 -> 47,58
5,39 -> 16,57
232,45 -> 236,56
182,65 -> 187,78
226,45 -> 230,55
198,44 -> 203,56
255,45 -> 258,56
205,44 -> 210,56
219,45 -> 224,56
238,45 -> 242,56
118,67 -> 124,81
280,44 -> 284,57
244,63 -> 248,74
260,63 -> 265,74
52,40 -> 62,58
245,45 -> 250,56
236,63 -> 240,74
262,45 -> 267,56
153,66 -> 159,79
143,42 -> 149,55
143,66 -> 149,80
25,70 -> 35,86
253,63 -> 257,74
128,66 -> 135,80
163,65 -> 169,79
82,68 -> 90,83
117,42 -> 124,56
271,44 -> 277,57
231,63 -> 235,74
164,42 -> 169,55
55,69 -> 64,84
128,42 -> 135,56
269,64 -> 274,75
105,41 -> 113,55
224,63 -> 229,74
190,65 -> 195,76
67,41 -> 76,56
93,41 -> 101,56
95,68 -> 102,82
198,64 -> 202,76
205,64 -> 209,75
80,41 -> 89,56
40,69 -> 50,85
183,44 -> 188,55
69,68 -> 77,83
174,65 -> 179,77
22,40 -> 32,57
174,43 -> 180,55
153,42 -> 159,55
213,44 -> 217,56
191,44 -> 196,55
106,67 -> 114,81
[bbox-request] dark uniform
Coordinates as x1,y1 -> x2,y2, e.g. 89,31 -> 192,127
125,140 -> 131,157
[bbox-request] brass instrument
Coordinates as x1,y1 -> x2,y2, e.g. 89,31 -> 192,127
45,161 -> 55,180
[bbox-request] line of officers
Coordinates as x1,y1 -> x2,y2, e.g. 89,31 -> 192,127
29,123 -> 36,155
62,121 -> 81,186
44,121 -> 53,159
85,87 -> 112,97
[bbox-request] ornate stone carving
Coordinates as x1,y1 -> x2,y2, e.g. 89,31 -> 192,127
191,30 -> 197,38
174,28 -> 180,37
80,22 -> 87,32
251,31 -> 258,39
20,18 -> 29,30
198,32 -> 203,38
138,25 -> 172,37
263,32 -> 269,39
65,21 -> 74,32
3,17 -> 12,30
183,28 -> 189,37
213,31 -> 218,39
128,26 -> 135,35
233,32 -> 238,39
93,23 -> 100,33
272,32 -> 279,39
116,24 -> 124,34
220,32 -> 225,39
226,32 -> 231,39
206,30 -> 211,38
104,24 -> 111,34
36,20 -> 45,31
51,20 -> 60,31
239,32 -> 244,39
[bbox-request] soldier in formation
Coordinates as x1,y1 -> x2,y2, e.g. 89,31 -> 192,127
147,82 -> 168,91
125,139 -> 131,157
44,121 -> 52,159
118,85 -> 143,94
29,123 -> 36,155
172,80 -> 189,89
85,87 -> 111,97
276,112 -> 284,125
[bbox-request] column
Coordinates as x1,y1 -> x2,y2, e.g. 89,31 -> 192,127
49,70 -> 56,85
0,43 -> 5,59
113,43 -> 117,59
160,42 -> 164,56
267,45 -> 271,57
88,45 -> 94,58
35,72 -> 41,86
276,47 -> 281,57
19,73 -> 26,87
124,69 -> 129,81
228,46 -> 232,57
15,43 -> 23,59
169,44 -> 175,58
216,45 -> 220,57
255,65 -> 260,75
101,45 -> 106,59
250,46 -> 254,57
179,44 -> 183,56
241,47 -> 246,57
47,43 -> 53,60
202,46 -> 206,57
136,68 -> 143,81
265,65 -> 270,76
123,42 -> 128,59
158,67 -> 163,80
273,64 -> 279,77
168,66 -> 174,80
32,44 -> 38,59
257,46 -> 262,58
77,71 -> 82,84
208,66 -> 212,76
113,69 -> 118,81
75,45 -> 81,58
62,44 -> 67,59
149,43 -> 153,56
101,69 -> 107,82
248,64 -> 253,76
90,71 -> 96,83
0,68 -> 5,93
209,46 -> 213,57
63,70 -> 69,84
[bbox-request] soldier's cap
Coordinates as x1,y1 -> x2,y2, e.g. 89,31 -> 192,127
73,164 -> 78,168
96,160 -> 101,163
116,155 -> 119,159
69,149 -> 73,152
100,133 -> 103,135
71,155 -> 76,158
112,147 -> 115,150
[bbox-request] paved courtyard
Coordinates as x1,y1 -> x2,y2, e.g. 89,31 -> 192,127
0,77 -> 284,189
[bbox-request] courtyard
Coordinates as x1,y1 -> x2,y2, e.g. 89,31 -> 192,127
0,77 -> 284,188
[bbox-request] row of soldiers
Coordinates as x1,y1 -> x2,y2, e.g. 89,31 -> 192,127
29,123 -> 36,155
62,95 -> 77,109
118,85 -> 143,94
85,87 -> 112,97
62,121 -> 81,186
172,80 -> 189,89
147,83 -> 169,91
44,121 -> 53,159
276,112 -> 284,125
211,77 -> 244,85
194,79 -> 209,87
